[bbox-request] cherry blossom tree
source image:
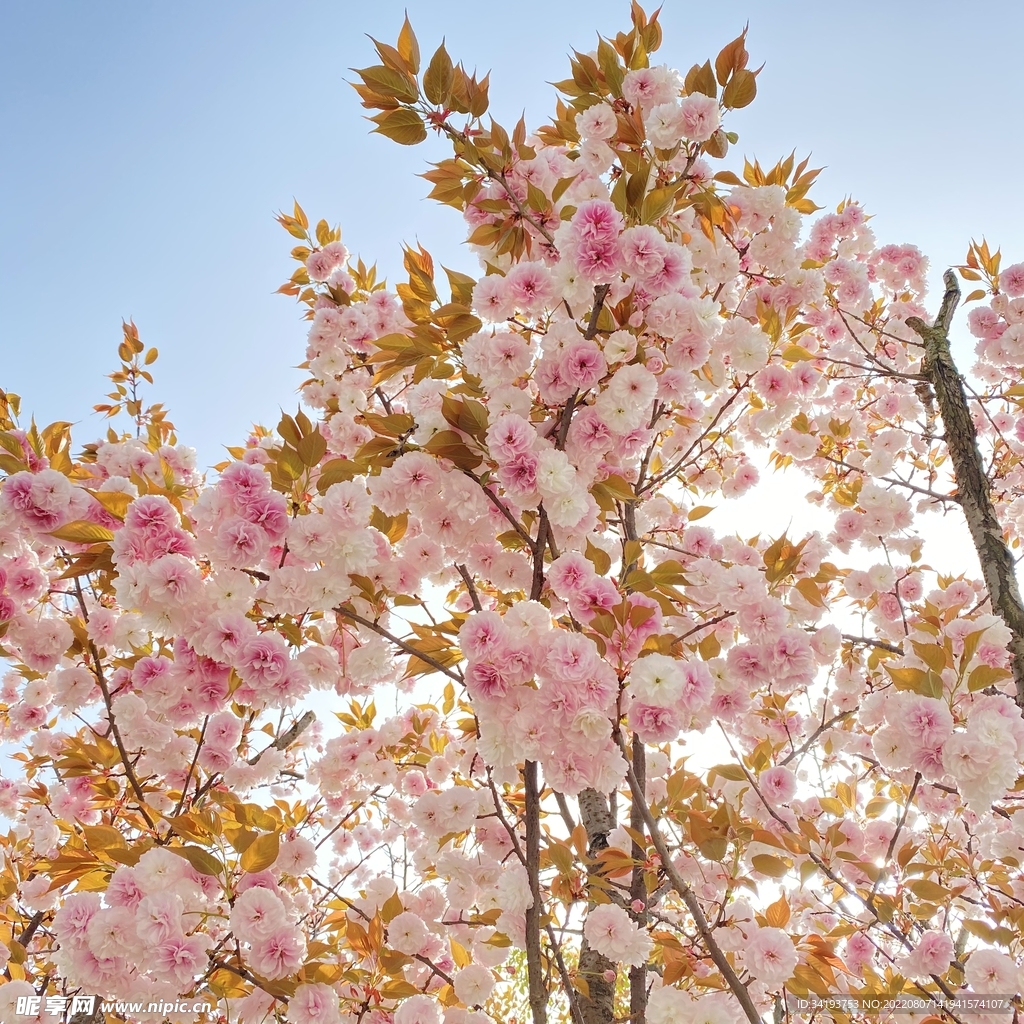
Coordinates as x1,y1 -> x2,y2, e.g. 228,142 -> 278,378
3,6 -> 1024,1024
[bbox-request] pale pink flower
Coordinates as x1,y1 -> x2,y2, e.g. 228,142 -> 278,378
505,261 -> 556,315
154,933 -> 209,986
402,770 -> 429,797
106,865 -> 146,911
583,904 -> 652,967
899,694 -> 954,747
575,102 -> 618,140
135,847 -> 189,894
237,634 -> 290,687
547,552 -> 596,598
247,925 -> 305,980
574,237 -> 622,281
898,929 -> 953,981
965,948 -> 1020,993
52,891 -> 102,944
1,469 -> 74,531
629,700 -> 681,742
844,931 -> 875,974
487,413 -> 536,462
136,892 -> 185,945
561,339 -> 606,390
306,241 -> 349,283
570,199 -> 623,243
679,661 -> 714,711
759,766 -> 797,806
536,353 -> 576,404
0,981 -> 42,1024
645,243 -> 690,293
542,630 -> 600,682
772,629 -> 815,681
123,493 -> 179,531
220,460 -> 272,501
206,710 -> 243,749
230,886 -> 287,941
754,364 -> 793,403
679,93 -> 720,142
289,982 -> 341,1024
388,911 -> 430,955
274,836 -> 317,875
727,643 -> 772,684
472,275 -> 515,322
622,67 -> 675,110
240,493 -> 288,540
453,964 -> 496,1006
619,225 -> 670,280
458,611 -> 508,660
394,994 -> 441,1024
745,926 -> 798,987
465,660 -> 511,701
1001,262 -> 1024,298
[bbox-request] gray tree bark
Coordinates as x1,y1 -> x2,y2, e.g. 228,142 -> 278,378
524,760 -> 548,1024
577,787 -> 618,1024
628,741 -> 649,1024
907,270 -> 1024,708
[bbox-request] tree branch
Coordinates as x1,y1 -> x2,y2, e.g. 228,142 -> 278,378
72,575 -> 156,831
523,759 -> 548,1024
629,740 -> 649,1024
841,634 -> 904,655
780,711 -> 854,767
333,605 -> 463,682
462,469 -> 534,548
616,737 -> 763,1024
907,270 -> 1024,707
456,564 -> 482,611
249,710 -> 316,764
576,786 -> 619,1024
583,284 -> 611,341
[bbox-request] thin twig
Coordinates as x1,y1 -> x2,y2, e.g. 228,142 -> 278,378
334,605 -> 463,682
249,710 -> 316,765
456,564 -> 482,611
615,734 -> 763,1024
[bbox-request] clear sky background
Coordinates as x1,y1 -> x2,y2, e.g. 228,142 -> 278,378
2,1 -> 1021,471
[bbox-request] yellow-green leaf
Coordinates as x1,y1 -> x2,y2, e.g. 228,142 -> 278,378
49,521 -> 115,544
751,854 -> 790,878
585,537 -> 612,576
296,428 -> 327,468
83,825 -> 127,852
396,15 -> 420,74
176,845 -> 224,877
423,44 -> 454,105
968,664 -> 1012,692
88,490 -> 133,520
240,831 -> 280,873
908,879 -> 948,902
371,108 -> 427,146
781,345 -> 816,362
722,68 -> 757,108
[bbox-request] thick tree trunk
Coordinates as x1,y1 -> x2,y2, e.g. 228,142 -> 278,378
908,271 -> 1024,708
524,760 -> 548,1024
577,787 -> 618,1024
628,741 -> 649,1024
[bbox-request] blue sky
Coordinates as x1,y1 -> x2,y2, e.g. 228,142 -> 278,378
3,1 -> 1021,469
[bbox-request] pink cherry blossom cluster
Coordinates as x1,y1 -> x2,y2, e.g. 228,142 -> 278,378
4,18 -> 1024,1020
